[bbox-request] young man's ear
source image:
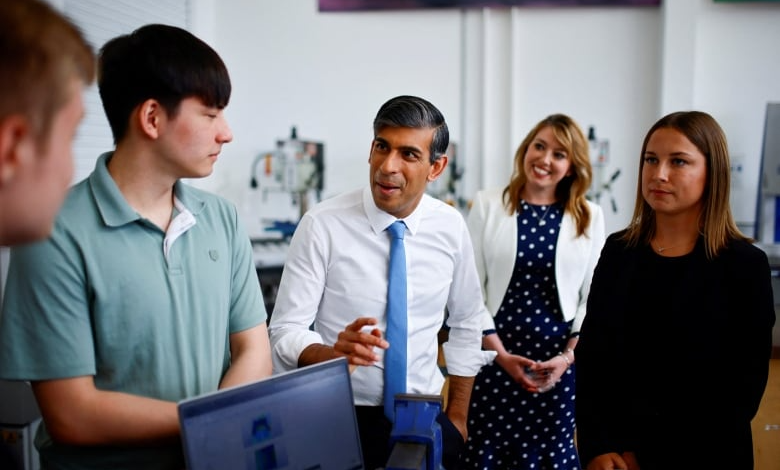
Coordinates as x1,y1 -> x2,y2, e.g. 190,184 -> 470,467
136,99 -> 163,139
0,115 -> 32,187
427,154 -> 448,182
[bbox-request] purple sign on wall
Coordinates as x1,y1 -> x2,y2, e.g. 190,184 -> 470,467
319,0 -> 661,12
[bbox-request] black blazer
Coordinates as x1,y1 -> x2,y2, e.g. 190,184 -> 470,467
575,231 -> 775,469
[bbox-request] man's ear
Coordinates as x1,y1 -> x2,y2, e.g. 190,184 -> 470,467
136,99 -> 163,139
0,115 -> 31,187
427,154 -> 449,182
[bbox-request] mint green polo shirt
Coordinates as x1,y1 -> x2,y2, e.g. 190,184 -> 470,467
0,152 -> 266,469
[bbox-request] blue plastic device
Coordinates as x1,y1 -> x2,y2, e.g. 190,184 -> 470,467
385,394 -> 444,470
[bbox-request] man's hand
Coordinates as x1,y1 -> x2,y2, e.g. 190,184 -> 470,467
333,317 -> 389,372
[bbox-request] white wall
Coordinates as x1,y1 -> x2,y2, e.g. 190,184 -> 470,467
657,0 -> 780,236
508,7 -> 661,232
190,0 -> 779,237
694,1 -> 780,233
203,0 -> 464,236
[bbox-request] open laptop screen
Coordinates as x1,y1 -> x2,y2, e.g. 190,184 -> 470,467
178,358 -> 363,470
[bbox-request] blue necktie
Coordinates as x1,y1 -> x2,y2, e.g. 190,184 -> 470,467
384,220 -> 407,421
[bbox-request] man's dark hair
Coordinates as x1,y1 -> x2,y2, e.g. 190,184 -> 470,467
98,24 -> 231,144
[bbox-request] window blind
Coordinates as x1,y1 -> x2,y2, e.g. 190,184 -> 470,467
63,0 -> 190,184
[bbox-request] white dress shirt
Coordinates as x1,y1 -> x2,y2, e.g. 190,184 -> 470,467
269,187 -> 493,406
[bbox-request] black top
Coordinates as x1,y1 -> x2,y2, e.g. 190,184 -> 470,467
575,231 -> 776,469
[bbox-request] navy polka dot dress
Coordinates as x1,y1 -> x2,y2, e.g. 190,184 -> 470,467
464,201 -> 580,470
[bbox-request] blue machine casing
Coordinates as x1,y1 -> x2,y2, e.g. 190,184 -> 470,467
386,394 -> 444,470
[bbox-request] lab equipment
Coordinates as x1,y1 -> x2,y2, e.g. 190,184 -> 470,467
248,128 -> 325,313
586,126 -> 621,213
755,102 -> 780,243
248,126 -> 324,223
0,381 -> 40,470
425,142 -> 467,211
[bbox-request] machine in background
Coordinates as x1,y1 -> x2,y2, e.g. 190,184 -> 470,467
425,142 -> 468,214
247,127 -> 325,318
249,126 -> 324,225
586,126 -> 621,214
754,102 -> 780,352
0,381 -> 40,470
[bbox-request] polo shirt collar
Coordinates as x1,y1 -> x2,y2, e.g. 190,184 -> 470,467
89,152 -> 206,228
173,181 -> 206,216
362,186 -> 425,237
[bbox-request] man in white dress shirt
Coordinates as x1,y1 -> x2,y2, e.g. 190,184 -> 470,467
268,95 -> 493,470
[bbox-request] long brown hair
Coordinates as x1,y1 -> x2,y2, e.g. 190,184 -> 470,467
502,114 -> 592,236
621,111 -> 749,259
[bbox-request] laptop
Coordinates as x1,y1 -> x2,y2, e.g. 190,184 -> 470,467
178,358 -> 364,470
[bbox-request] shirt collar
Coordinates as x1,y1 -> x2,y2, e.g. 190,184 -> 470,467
89,152 -> 206,228
361,186 -> 426,237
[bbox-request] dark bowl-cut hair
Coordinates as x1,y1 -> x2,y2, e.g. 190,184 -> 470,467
97,24 -> 231,144
372,95 -> 449,164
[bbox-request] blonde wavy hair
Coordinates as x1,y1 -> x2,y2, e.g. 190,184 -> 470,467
502,113 -> 592,236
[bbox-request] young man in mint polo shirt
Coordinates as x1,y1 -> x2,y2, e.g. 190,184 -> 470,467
0,24 -> 272,470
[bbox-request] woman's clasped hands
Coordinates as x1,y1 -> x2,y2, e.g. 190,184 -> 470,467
495,352 -> 567,393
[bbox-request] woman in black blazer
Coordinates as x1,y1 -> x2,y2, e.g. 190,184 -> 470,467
576,111 -> 776,470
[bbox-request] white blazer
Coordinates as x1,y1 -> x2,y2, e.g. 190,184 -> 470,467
466,187 -> 606,335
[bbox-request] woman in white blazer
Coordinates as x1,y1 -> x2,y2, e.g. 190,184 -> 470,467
463,114 -> 605,470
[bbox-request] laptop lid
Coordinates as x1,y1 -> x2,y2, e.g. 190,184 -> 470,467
178,358 -> 363,470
